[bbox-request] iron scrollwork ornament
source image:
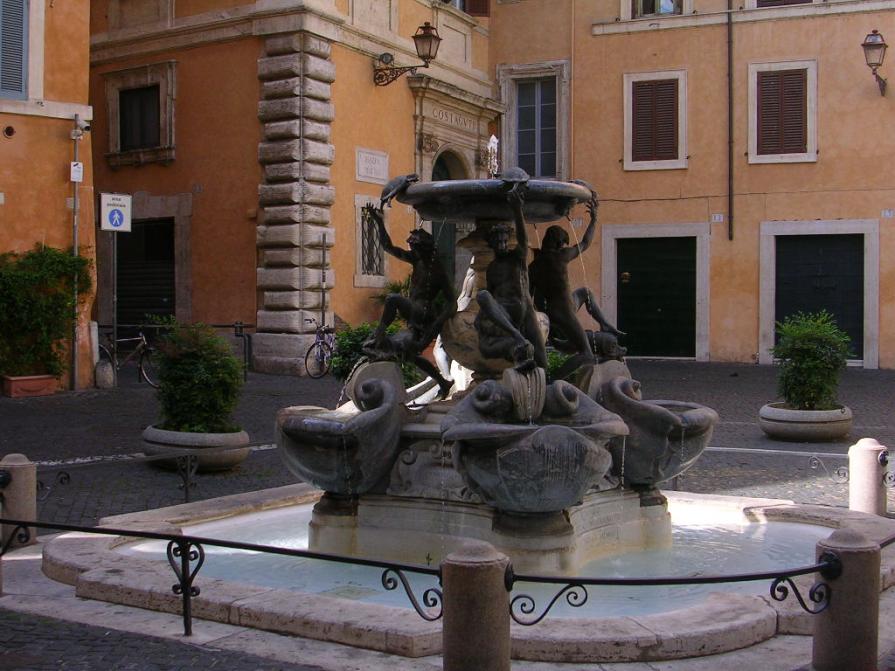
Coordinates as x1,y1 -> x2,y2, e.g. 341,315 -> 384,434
808,455 -> 849,484
510,583 -> 589,626
166,539 -> 205,636
0,523 -> 31,556
381,568 -> 443,621
37,470 -> 71,502
770,552 -> 840,615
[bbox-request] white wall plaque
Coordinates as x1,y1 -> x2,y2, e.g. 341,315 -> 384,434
356,148 -> 389,185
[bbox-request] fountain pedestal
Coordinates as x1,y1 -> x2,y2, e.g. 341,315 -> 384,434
308,490 -> 671,574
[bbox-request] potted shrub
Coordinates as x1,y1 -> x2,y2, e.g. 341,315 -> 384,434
0,245 -> 91,397
759,311 -> 853,441
142,322 -> 249,471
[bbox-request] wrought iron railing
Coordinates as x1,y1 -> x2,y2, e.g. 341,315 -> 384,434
505,555 -> 842,625
0,515 -> 857,636
34,443 -> 268,509
0,518 -> 443,635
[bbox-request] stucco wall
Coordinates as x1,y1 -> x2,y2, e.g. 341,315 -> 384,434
329,42 -> 419,327
90,38 -> 264,325
0,0 -> 96,388
489,0 -> 895,366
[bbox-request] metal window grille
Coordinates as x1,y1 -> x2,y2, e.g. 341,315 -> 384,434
361,206 -> 384,276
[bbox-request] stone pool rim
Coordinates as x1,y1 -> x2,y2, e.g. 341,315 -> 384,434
41,484 -> 895,663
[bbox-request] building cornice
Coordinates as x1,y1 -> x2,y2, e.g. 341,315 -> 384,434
90,0 -> 493,97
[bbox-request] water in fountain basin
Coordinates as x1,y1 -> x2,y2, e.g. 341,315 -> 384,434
122,500 -> 831,618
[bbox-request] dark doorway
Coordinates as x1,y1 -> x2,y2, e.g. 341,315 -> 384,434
775,234 -> 863,358
617,236 -> 696,357
116,218 -> 176,327
431,152 -> 466,288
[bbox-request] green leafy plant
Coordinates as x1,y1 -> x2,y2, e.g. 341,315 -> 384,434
546,348 -> 572,379
330,321 -> 422,387
155,322 -> 243,432
370,276 -> 412,305
0,245 -> 92,377
771,311 -> 851,411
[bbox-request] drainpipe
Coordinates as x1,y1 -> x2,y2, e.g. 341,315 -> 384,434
727,0 -> 734,241
70,115 -> 85,391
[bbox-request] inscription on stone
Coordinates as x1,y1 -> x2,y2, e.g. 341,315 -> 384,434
356,148 -> 389,185
431,107 -> 475,130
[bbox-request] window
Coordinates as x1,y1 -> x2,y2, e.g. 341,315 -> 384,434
0,0 -> 27,99
104,61 -> 175,167
755,0 -> 811,6
620,0 -> 691,21
120,85 -> 160,151
757,70 -> 805,155
632,0 -> 681,18
748,61 -> 816,164
516,78 -> 556,178
354,195 -> 387,288
624,70 -> 687,171
361,205 -> 384,276
442,0 -> 489,15
498,60 -> 570,179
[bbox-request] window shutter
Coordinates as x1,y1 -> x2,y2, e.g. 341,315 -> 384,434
780,69 -> 807,154
464,0 -> 490,16
632,79 -> 678,162
0,0 -> 27,98
757,69 -> 806,155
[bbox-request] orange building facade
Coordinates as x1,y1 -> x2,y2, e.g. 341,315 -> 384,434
1,0 -> 97,388
85,0 -> 895,373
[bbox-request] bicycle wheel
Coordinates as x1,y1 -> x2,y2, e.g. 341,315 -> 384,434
304,342 -> 332,379
139,347 -> 160,388
97,345 -> 113,366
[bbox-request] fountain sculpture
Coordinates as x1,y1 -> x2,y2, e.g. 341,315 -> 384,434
278,170 -> 719,573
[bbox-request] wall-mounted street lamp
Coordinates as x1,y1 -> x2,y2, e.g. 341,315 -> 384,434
373,22 -> 442,87
861,29 -> 888,96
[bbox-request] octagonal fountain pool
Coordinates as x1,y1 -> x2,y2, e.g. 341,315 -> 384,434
42,485 -> 895,663
119,496 -> 831,619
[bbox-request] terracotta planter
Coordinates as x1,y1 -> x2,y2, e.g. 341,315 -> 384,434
759,402 -> 853,442
142,425 -> 250,472
2,375 -> 58,398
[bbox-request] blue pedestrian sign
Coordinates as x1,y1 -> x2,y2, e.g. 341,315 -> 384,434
100,193 -> 132,232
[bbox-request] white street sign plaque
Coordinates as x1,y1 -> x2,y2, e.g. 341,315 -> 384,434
100,193 -> 132,232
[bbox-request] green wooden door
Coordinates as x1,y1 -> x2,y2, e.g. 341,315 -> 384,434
617,236 -> 696,357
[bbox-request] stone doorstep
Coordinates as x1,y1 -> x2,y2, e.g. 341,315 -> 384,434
39,489 -> 895,663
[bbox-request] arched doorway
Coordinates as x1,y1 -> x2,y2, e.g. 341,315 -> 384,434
431,151 -> 469,289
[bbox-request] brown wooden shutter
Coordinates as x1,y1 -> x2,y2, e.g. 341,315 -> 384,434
632,79 -> 678,162
464,0 -> 490,16
757,69 -> 806,155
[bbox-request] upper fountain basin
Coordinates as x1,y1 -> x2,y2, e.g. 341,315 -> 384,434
396,179 -> 592,224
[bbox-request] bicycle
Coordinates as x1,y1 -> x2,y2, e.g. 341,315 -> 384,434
304,318 -> 335,378
98,327 -> 159,388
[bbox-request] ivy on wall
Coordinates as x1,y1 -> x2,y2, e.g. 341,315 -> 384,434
0,245 -> 92,377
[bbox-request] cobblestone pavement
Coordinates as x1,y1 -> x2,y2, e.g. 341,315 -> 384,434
2,360 -> 895,669
0,608 -> 325,671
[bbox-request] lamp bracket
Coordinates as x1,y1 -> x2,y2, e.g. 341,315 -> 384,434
373,53 -> 427,86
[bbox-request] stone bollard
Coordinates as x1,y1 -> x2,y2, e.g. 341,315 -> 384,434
848,438 -> 888,516
812,528 -> 880,671
441,541 -> 511,671
0,454 -> 37,550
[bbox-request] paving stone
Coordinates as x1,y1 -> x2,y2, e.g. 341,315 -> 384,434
2,361 -> 895,668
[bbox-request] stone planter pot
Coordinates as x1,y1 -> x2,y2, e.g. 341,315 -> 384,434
2,374 -> 58,398
142,425 -> 250,472
758,402 -> 853,442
